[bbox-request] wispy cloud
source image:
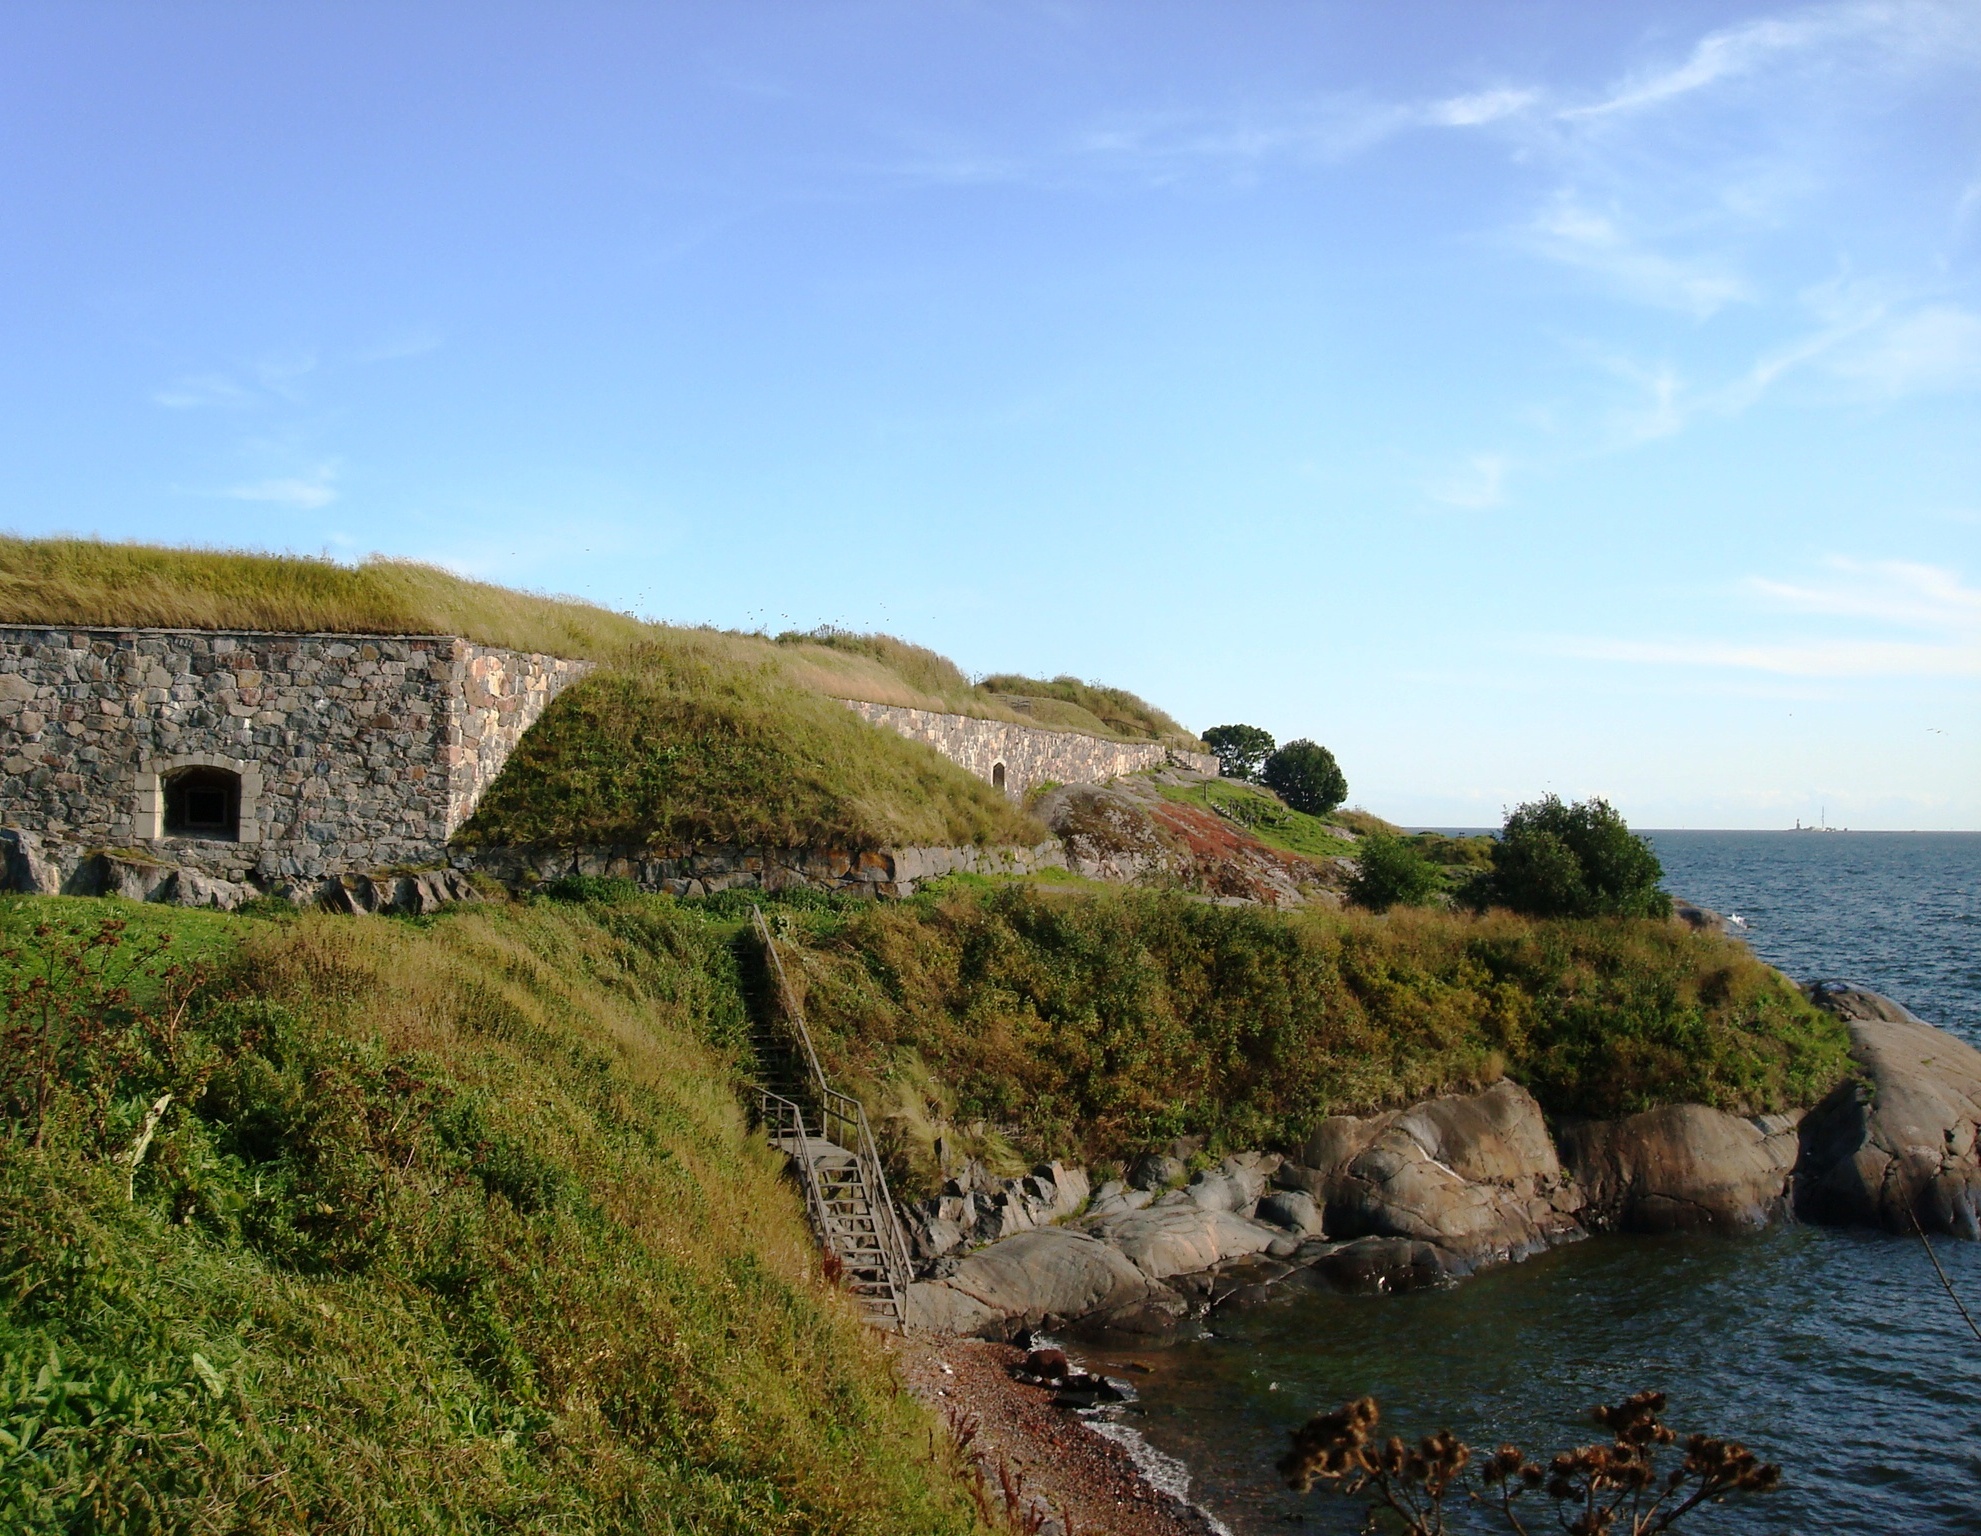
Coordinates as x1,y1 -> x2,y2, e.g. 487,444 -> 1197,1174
1563,0 -> 1977,120
1428,454 -> 1510,510
1826,304 -> 1981,394
354,327 -> 444,363
152,352 -> 318,409
1424,87 -> 1539,128
1525,198 -> 1749,316
1566,635 -> 1981,677
152,372 -> 253,410
1562,558 -> 1981,679
225,464 -> 339,510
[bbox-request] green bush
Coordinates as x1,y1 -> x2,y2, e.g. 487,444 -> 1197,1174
1347,831 -> 1443,912
1479,795 -> 1672,919
781,885 -> 1850,1171
1261,740 -> 1348,816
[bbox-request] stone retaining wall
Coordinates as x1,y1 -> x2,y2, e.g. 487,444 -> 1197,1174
841,700 -> 1217,796
460,839 -> 1068,899
0,625 -> 586,887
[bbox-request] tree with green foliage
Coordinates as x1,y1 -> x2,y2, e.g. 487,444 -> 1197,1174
1261,739 -> 1348,815
1348,831 -> 1442,912
1202,724 -> 1275,781
1479,794 -> 1671,919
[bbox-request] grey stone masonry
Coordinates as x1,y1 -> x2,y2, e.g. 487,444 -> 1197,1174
841,700 -> 1218,796
461,839 -> 1067,900
0,626 -> 586,888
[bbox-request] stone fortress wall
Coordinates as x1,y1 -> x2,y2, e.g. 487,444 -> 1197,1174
841,700 -> 1217,796
0,625 -> 586,890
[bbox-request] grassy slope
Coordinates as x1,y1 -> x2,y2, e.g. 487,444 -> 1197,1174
0,894 -> 985,1535
976,674 -> 1201,751
1152,779 -> 1358,860
776,884 -> 1852,1186
455,644 -> 1045,850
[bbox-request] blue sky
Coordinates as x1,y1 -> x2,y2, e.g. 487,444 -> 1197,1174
2,2 -> 1977,828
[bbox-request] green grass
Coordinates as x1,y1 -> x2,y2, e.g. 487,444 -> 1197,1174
770,884 -> 1853,1186
1153,778 -> 1358,859
977,673 -> 1201,749
453,644 -> 1045,850
0,894 -> 987,1535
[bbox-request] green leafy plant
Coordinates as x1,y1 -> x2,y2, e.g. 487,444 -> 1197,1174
1202,724 -> 1275,781
1260,740 -> 1348,816
1279,1391 -> 1780,1534
1477,796 -> 1671,919
1348,832 -> 1443,912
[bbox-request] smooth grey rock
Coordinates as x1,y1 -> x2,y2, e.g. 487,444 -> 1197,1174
1297,1080 -> 1580,1266
1312,1236 -> 1465,1292
0,827 -> 59,894
1255,1188 -> 1324,1236
68,852 -> 174,902
1560,1105 -> 1801,1232
1083,1181 -> 1153,1220
1128,1152 -> 1185,1192
904,1227 -> 1155,1338
1797,985 -> 1981,1239
156,868 -> 254,911
1080,1202 -> 1282,1280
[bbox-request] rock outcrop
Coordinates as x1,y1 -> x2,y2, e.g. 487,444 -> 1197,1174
904,1228 -> 1163,1338
1080,1196 -> 1288,1279
1038,771 -> 1328,906
1795,983 -> 1981,1239
1559,1106 -> 1801,1232
0,827 -> 59,895
903,1160 -> 1092,1267
320,868 -> 484,917
898,990 -> 1981,1341
1276,1080 -> 1583,1275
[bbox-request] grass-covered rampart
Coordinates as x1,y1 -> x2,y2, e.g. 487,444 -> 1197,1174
0,894 -> 987,1535
773,884 -> 1852,1186
453,642 -> 1045,851
0,538 -> 1197,746
1,536 -> 1201,851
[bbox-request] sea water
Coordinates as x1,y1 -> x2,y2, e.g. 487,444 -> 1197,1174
1080,832 -> 1981,1535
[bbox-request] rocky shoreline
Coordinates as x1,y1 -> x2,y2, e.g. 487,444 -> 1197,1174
899,981 -> 1981,1343
896,1336 -> 1222,1536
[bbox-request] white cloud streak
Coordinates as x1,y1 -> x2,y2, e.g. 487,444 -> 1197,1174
1428,454 -> 1509,510
1564,559 -> 1981,679
225,465 -> 339,510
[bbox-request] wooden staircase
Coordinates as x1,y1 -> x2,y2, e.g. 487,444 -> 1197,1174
750,907 -> 913,1332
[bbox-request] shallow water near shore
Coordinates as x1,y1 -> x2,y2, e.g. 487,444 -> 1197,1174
1088,830 -> 1981,1535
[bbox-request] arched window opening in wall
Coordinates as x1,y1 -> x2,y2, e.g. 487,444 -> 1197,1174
164,766 -> 242,841
991,762 -> 1007,791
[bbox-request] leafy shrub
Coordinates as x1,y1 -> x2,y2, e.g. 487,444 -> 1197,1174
1203,724 -> 1275,780
1261,740 -> 1348,816
1347,832 -> 1443,912
1479,795 -> 1671,919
